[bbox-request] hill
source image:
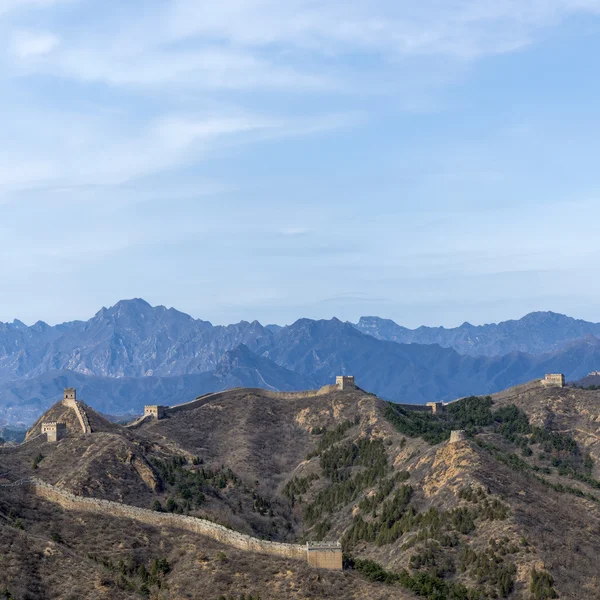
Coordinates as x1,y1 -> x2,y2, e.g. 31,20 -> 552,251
1,381 -> 600,598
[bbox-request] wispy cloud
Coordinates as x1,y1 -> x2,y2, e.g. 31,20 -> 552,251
281,227 -> 311,236
10,30 -> 59,57
1,0 -> 600,328
0,108 -> 359,194
5,1 -> 600,89
167,0 -> 600,59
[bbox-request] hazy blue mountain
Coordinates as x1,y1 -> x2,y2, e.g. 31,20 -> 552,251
353,312 -> 600,356
259,318 -> 552,402
0,346 -> 316,425
0,299 -> 275,382
3,299 -> 600,425
263,319 -> 600,401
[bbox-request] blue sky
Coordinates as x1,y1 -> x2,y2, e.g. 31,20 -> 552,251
1,0 -> 600,327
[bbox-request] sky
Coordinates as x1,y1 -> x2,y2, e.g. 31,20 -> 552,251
1,0 -> 600,328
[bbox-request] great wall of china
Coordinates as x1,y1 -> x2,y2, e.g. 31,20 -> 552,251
2,478 -> 341,569
140,378 -> 358,422
1,374 -> 565,572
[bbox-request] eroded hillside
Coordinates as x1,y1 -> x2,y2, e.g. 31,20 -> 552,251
1,382 -> 600,599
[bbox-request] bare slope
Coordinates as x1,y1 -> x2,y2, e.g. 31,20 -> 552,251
0,485 -> 400,600
3,383 -> 600,599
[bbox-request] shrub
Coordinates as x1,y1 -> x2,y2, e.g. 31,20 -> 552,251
32,453 -> 44,470
530,568 -> 558,599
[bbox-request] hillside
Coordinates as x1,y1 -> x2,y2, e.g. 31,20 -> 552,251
1,381 -> 600,598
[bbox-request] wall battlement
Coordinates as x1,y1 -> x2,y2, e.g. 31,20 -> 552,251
306,542 -> 343,570
542,374 -> 565,388
143,405 -> 167,419
29,479 -> 342,569
426,402 -> 445,414
336,376 -> 355,390
41,422 -> 66,443
62,389 -> 92,434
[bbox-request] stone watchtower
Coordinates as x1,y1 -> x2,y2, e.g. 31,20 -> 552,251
426,402 -> 445,414
64,388 -> 76,401
336,376 -> 355,391
542,374 -> 565,388
306,542 -> 343,570
144,405 -> 167,420
42,422 -> 66,443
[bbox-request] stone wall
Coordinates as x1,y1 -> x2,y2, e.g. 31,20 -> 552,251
395,403 -> 431,413
41,422 -> 66,443
336,376 -> 355,390
31,480 -> 307,562
0,434 -> 44,454
62,398 -> 92,433
169,388 -> 338,415
449,430 -> 466,443
167,390 -> 244,414
307,543 -> 343,569
542,374 -> 565,388
143,405 -> 167,419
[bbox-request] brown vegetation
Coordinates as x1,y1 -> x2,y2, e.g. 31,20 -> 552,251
2,383 -> 600,598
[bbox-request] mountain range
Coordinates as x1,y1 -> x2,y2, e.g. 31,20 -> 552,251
2,298 -> 600,425
353,311 -> 600,356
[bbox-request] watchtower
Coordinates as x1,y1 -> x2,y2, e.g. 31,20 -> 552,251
64,388 -> 76,401
426,402 -> 445,414
542,374 -> 565,388
144,405 -> 167,420
42,422 -> 66,443
336,376 -> 355,391
306,542 -> 343,570
449,430 -> 466,443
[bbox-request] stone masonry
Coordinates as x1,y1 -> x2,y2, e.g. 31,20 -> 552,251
41,422 -> 66,443
306,542 -> 343,569
449,430 -> 467,443
426,402 -> 445,414
336,376 -> 355,390
29,479 -> 343,570
144,405 -> 167,419
62,388 -> 92,433
542,374 -> 565,388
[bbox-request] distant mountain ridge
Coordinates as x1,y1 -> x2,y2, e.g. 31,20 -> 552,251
353,312 -> 600,356
2,299 -> 600,425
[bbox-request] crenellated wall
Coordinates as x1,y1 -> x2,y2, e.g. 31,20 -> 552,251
62,398 -> 92,433
31,479 -> 308,562
167,387 -> 338,415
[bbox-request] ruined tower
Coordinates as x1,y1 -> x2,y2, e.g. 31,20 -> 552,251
449,430 -> 467,443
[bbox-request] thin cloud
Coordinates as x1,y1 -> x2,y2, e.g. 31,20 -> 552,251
10,30 -> 59,57
0,109 -> 360,193
5,1 -> 600,89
